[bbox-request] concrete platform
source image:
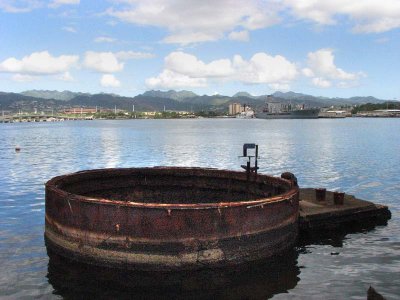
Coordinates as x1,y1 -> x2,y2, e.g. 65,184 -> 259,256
299,188 -> 391,235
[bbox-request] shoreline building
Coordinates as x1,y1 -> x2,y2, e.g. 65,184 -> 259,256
356,109 -> 400,117
64,107 -> 98,114
229,103 -> 243,115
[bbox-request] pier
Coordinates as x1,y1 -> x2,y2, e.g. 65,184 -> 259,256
0,114 -> 93,123
299,188 -> 391,236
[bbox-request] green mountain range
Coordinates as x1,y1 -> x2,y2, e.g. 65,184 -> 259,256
21,90 -> 90,101
142,90 -> 197,101
0,89 -> 389,113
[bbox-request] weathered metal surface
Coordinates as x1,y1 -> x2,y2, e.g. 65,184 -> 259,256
333,191 -> 345,205
315,188 -> 326,202
299,188 -> 391,235
45,167 -> 299,270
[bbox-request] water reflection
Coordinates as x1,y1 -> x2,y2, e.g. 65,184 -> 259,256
47,248 -> 300,300
298,217 -> 390,248
99,127 -> 123,168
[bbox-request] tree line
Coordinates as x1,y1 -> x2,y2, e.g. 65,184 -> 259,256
351,102 -> 400,114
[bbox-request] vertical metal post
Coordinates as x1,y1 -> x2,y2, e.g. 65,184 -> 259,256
240,143 -> 259,181
255,145 -> 258,175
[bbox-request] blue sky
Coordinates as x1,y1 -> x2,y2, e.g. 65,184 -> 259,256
0,0 -> 399,99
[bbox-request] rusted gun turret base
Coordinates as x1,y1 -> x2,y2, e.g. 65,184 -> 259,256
45,167 -> 299,271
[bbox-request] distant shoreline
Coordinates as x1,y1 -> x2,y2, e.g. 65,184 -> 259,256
2,115 -> 400,124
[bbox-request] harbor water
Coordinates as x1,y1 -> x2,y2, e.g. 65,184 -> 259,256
0,118 -> 399,299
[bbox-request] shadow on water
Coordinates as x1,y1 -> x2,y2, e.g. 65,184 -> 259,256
46,247 -> 300,300
298,218 -> 390,248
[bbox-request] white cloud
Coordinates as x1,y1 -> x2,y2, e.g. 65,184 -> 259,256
164,52 -> 234,78
106,0 -> 400,45
228,30 -> 250,42
115,51 -> 154,60
49,0 -> 80,8
100,74 -> 121,87
353,18 -> 400,34
108,0 -> 279,44
146,70 -> 207,89
306,49 -> 362,80
0,51 -> 78,75
83,51 -> 123,73
146,51 -> 298,89
0,0 -> 42,13
312,77 -> 331,88
162,32 -> 222,45
148,50 -> 365,91
57,71 -> 74,81
282,0 -> 400,33
62,26 -> 77,33
337,81 -> 360,88
304,49 -> 365,88
302,68 -> 314,77
83,51 -> 153,73
94,36 -> 116,43
269,83 -> 291,91
12,73 -> 37,82
233,52 -> 298,84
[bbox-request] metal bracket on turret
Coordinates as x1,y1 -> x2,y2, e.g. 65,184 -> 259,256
239,143 -> 259,180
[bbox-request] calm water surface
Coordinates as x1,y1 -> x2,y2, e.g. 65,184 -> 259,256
0,118 -> 399,299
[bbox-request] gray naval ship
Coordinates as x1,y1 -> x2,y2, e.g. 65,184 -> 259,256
255,96 -> 320,119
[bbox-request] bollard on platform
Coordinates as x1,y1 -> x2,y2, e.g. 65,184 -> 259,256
333,192 -> 345,205
315,188 -> 326,202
